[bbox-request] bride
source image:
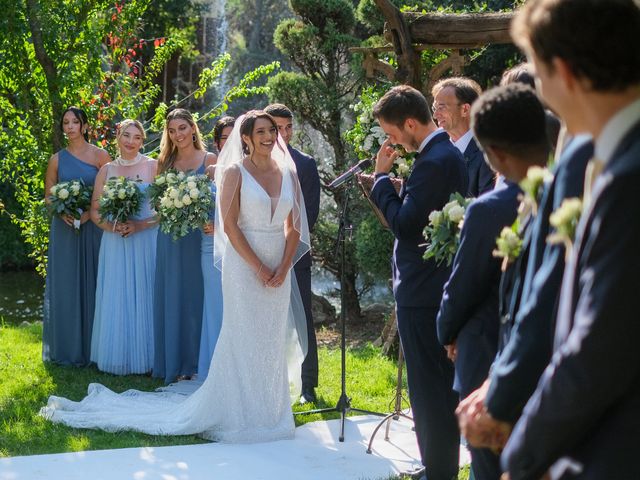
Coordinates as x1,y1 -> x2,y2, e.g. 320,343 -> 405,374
41,110 -> 311,443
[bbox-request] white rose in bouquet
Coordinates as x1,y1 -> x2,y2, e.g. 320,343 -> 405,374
442,200 -> 459,217
428,210 -> 442,228
448,205 -> 465,223
58,188 -> 69,200
189,188 -> 200,199
118,189 -> 127,200
182,194 -> 192,206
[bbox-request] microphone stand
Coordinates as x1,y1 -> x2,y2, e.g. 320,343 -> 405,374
295,177 -> 384,442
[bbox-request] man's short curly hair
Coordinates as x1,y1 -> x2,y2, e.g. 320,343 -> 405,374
512,0 -> 640,91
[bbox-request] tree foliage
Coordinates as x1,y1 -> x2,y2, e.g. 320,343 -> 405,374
270,0 -> 371,318
0,0 -> 280,272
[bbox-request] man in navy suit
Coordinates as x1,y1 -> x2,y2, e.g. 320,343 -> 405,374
495,1 -> 640,478
265,103 -> 321,404
431,77 -> 496,197
370,85 -> 467,480
437,84 -> 551,480
458,134 -> 594,455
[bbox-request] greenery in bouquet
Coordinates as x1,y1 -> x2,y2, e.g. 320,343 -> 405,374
156,173 -> 213,240
344,86 -> 414,179
98,176 -> 143,226
422,193 -> 472,266
147,169 -> 184,211
48,180 -> 93,230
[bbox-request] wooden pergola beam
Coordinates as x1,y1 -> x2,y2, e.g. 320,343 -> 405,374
384,12 -> 514,48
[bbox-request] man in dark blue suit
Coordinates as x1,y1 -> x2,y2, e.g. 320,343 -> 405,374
370,85 -> 467,480
496,1 -> 640,478
459,134 -> 593,454
265,103 -> 321,404
432,77 -> 496,197
483,135 -> 592,425
437,84 -> 551,480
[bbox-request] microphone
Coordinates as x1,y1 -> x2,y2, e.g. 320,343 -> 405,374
327,158 -> 372,189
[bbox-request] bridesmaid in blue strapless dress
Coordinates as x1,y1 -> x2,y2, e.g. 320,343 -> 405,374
197,169 -> 224,379
153,109 -> 217,383
43,107 -> 111,366
90,120 -> 158,375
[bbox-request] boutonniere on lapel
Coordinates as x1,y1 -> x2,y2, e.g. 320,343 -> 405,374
422,192 -> 472,266
547,197 -> 583,260
519,165 -> 554,217
493,219 -> 523,272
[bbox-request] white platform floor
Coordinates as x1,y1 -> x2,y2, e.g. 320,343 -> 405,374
0,415 -> 470,480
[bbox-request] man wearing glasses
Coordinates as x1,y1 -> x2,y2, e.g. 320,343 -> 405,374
432,77 -> 496,197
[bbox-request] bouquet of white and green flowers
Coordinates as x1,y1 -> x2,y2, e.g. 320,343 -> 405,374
98,176 -> 143,226
155,173 -> 213,240
147,169 -> 185,211
422,193 -> 472,266
48,179 -> 93,230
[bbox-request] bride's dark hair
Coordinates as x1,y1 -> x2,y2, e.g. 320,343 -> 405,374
239,110 -> 278,155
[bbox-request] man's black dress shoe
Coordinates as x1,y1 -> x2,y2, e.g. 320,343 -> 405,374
299,385 -> 317,404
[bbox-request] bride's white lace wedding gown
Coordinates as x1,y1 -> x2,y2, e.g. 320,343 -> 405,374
42,163 -> 301,443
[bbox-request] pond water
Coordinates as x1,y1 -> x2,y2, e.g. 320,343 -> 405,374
0,269 -> 392,326
0,271 -> 44,325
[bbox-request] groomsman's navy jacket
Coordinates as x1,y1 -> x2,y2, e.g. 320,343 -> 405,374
288,145 -> 320,270
371,130 -> 468,308
487,136 -> 593,423
503,117 -> 640,480
437,180 -> 520,397
464,137 -> 496,198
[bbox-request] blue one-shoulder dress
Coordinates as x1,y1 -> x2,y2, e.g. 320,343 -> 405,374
43,149 -> 102,365
153,162 -> 205,383
197,181 -> 223,379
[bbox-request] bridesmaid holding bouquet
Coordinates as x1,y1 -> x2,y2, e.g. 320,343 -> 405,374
90,119 -> 158,375
153,109 -> 216,383
43,107 -> 110,365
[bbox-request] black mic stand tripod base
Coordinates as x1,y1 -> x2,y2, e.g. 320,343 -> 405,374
294,180 -> 385,442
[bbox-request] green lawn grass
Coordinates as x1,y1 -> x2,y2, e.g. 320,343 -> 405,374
0,321 -> 469,479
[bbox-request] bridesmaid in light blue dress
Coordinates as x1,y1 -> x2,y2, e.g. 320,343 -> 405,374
43,107 -> 111,365
153,109 -> 217,384
196,116 -> 234,379
90,120 -> 158,375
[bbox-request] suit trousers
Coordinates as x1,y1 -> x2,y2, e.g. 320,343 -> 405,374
469,445 -> 501,480
397,306 -> 460,480
295,266 -> 318,387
